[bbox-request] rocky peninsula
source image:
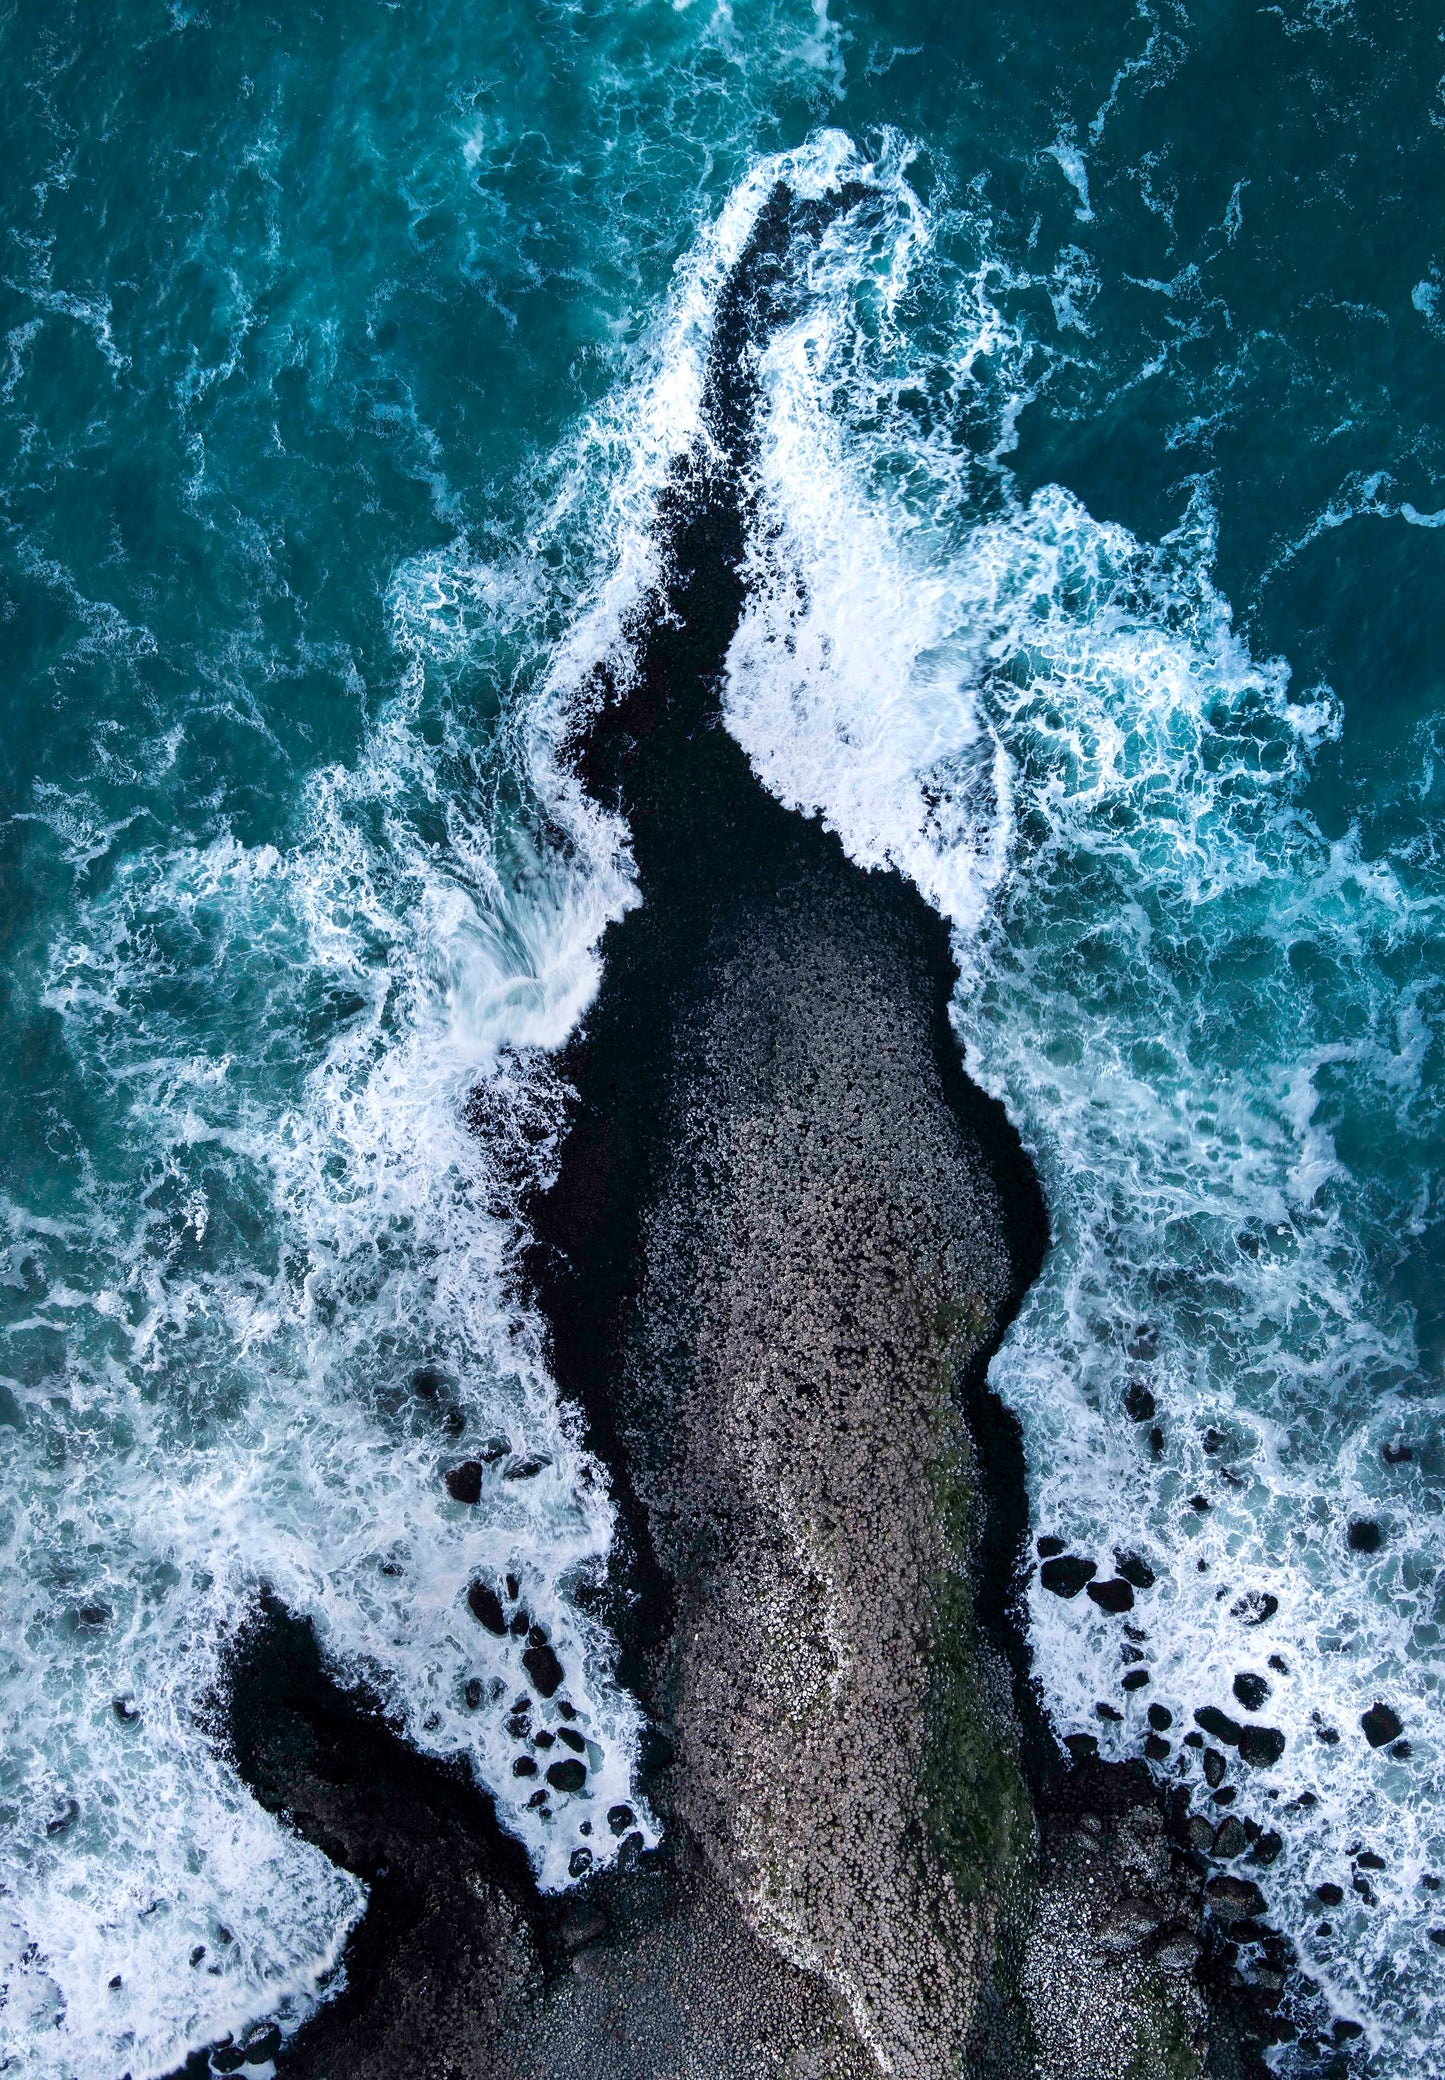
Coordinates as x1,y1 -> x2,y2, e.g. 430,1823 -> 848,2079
215,180 -> 1276,2080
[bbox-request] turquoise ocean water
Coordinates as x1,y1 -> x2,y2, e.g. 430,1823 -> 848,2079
2,3 -> 1442,2073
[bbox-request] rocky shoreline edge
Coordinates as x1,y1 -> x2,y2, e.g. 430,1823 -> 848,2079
189,181 -> 1292,2080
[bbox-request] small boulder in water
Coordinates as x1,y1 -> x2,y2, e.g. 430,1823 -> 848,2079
1362,1701 -> 1403,1748
546,1758 -> 587,1794
1238,1724 -> 1286,1768
445,1461 -> 484,1505
1249,1831 -> 1283,1867
1194,1706 -> 1242,1746
1148,1703 -> 1173,1731
1205,1875 -> 1266,1923
1383,1440 -> 1412,1465
1124,1381 -> 1156,1422
1064,1732 -> 1099,1761
1121,1668 -> 1150,1691
557,1726 -> 586,1753
1115,1551 -> 1155,1590
523,1640 -> 565,1698
606,1804 -> 635,1836
1087,1577 -> 1135,1614
1036,1535 -> 1065,1557
1213,1816 -> 1248,1859
1202,1749 -> 1226,1788
1040,1555 -> 1096,1598
467,1582 -> 507,1635
1232,1672 -> 1270,1712
1348,1518 -> 1383,1553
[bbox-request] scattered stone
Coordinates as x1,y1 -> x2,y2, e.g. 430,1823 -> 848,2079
532,1730 -> 555,1750
444,1461 -> 484,1505
1231,1591 -> 1278,1627
242,2024 -> 282,2064
567,1847 -> 593,1879
1064,1732 -> 1099,1761
1036,1535 -> 1065,1557
1149,1424 -> 1165,1455
513,1756 -> 538,1779
1148,1704 -> 1173,1731
1268,1653 -> 1289,1674
1332,2019 -> 1364,2043
1393,1740 -> 1413,1760
509,1609 -> 530,1637
605,1804 -> 635,1836
1232,1672 -> 1269,1713
1383,1441 -> 1413,1465
1356,1851 -> 1385,1871
464,1678 -> 482,1710
1315,1884 -> 1344,1907
503,1454 -> 550,1481
1144,1733 -> 1171,1762
1205,1876 -> 1267,1924
1362,1702 -> 1403,1749
1250,1832 -> 1284,1867
505,1573 -> 520,1598
1348,1518 -> 1382,1554
1195,1707 -> 1242,1747
1213,1817 -> 1248,1860
546,1758 -> 587,1794
478,1436 -> 508,1464
1202,1750 -> 1226,1788
1212,1787 -> 1236,1806
46,1798 -> 79,1837
1187,1816 -> 1215,1855
1184,1732 -> 1204,1749
1189,1495 -> 1210,1512
1121,1669 -> 1150,1691
1087,1578 -> 1135,1614
1238,1726 -> 1286,1769
113,1696 -> 138,1723
1040,1555 -> 1096,1598
1096,1702 -> 1123,1722
556,1726 -> 587,1754
1429,1930 -> 1445,1947
1115,1551 -> 1156,1590
75,1603 -> 110,1629
522,1641 -> 564,1698
466,1582 -> 507,1635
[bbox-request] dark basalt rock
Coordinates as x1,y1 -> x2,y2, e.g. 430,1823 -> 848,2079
1348,1517 -> 1383,1553
1206,1876 -> 1267,1923
1195,1707 -> 1242,1747
1213,1817 -> 1248,1859
1232,1672 -> 1269,1713
1316,1883 -> 1345,1906
1040,1555 -> 1097,1597
1115,1552 -> 1156,1590
1037,1535 -> 1066,1557
521,1641 -> 564,1698
546,1758 -> 588,1795
1238,1726 -> 1286,1769
1087,1577 -> 1135,1614
446,1461 -> 484,1505
1362,1701 -> 1403,1748
1203,1750 -> 1226,1789
1124,1382 -> 1156,1422
466,1583 -> 507,1636
1121,1669 -> 1150,1691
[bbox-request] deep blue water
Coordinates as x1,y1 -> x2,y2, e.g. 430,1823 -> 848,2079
2,3 -> 1442,2073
